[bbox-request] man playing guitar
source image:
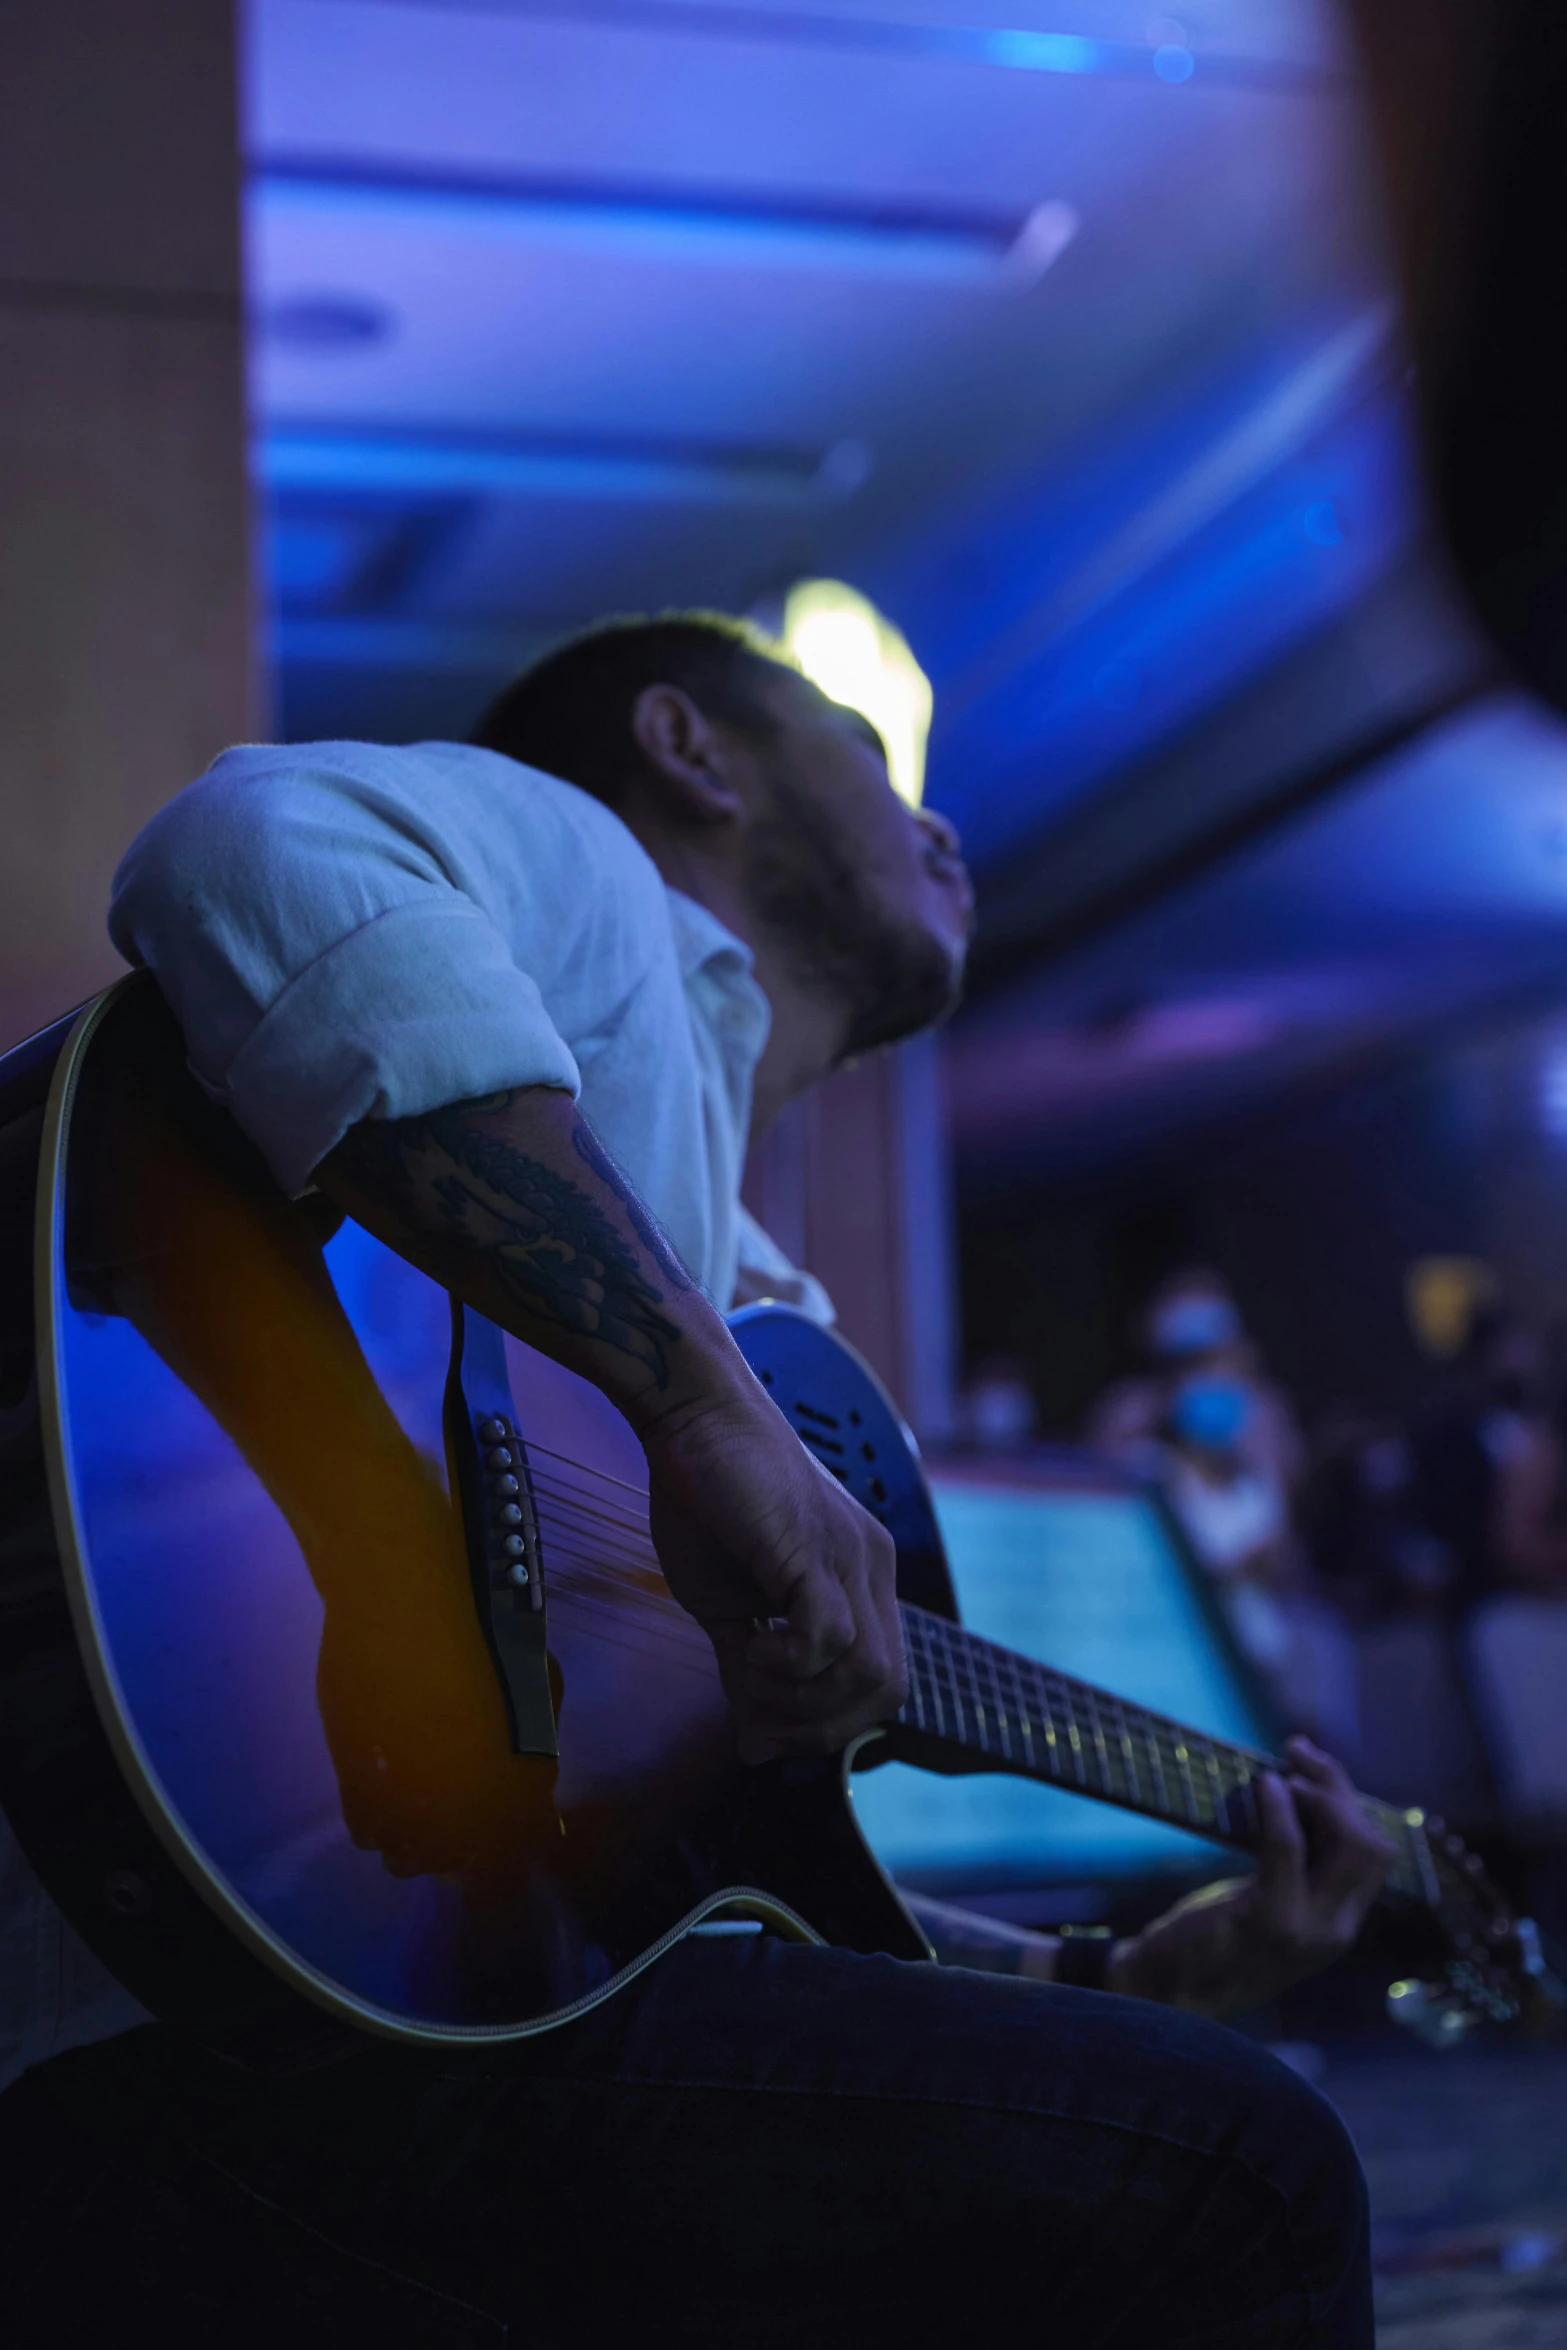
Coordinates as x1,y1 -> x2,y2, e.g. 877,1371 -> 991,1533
2,614 -> 1390,2344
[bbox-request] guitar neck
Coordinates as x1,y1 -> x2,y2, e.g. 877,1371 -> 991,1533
896,1605 -> 1432,1906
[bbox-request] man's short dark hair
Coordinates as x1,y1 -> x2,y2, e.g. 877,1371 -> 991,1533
472,611 -> 794,807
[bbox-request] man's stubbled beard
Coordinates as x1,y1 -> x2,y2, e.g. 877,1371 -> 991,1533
742,772 -> 965,1059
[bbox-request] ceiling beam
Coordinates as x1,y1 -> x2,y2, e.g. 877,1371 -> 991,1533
967,554 -> 1503,992
356,1 -> 1338,91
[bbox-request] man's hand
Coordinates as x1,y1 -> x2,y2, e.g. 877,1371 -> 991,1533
1109,1739 -> 1395,2018
641,1379 -> 908,1763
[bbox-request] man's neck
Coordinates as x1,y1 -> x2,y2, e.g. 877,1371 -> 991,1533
637,834 -> 847,1139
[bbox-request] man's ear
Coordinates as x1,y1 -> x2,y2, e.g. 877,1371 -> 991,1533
629,684 -> 745,824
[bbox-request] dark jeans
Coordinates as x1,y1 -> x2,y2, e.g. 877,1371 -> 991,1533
0,1934 -> 1371,2348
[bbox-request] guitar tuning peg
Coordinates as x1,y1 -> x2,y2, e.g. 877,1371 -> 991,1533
1446,1833 -> 1467,1855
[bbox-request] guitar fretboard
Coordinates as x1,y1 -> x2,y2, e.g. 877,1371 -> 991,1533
896,1605 -> 1430,1906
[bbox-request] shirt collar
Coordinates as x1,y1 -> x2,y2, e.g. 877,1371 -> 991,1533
663,885 -> 756,982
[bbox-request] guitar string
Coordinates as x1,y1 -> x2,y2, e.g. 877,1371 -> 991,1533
526,1444 -> 1261,1799
526,1455 -> 1234,1791
507,1454 -> 1424,1890
534,1470 -> 1267,1823
535,1512 -> 1425,1897
517,1444 -> 1396,1811
527,1482 -> 1263,1842
524,1451 -> 1216,1794
909,1604 -> 1248,1826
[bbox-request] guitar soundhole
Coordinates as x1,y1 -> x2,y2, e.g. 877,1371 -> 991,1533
739,1334 -> 899,1524
796,1421 -> 891,1512
794,1402 -> 846,1459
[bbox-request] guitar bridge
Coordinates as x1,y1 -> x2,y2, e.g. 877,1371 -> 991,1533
444,1304 -> 558,1758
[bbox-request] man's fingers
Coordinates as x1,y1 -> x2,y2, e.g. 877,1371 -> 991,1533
742,1651 -> 898,1725
1252,1769 -> 1309,1914
1284,1735 -> 1354,1794
718,1557 -> 905,1762
760,1522 -> 898,1676
759,1532 -> 901,1678
769,1559 -> 859,1676
743,1591 -> 905,1720
1288,1775 -> 1395,1910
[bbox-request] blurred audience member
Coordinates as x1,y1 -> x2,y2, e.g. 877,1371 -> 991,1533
1159,1365 -> 1360,1757
959,1355 -> 1039,1451
1088,1266 -> 1305,1494
1089,1270 -> 1356,1753
1299,1404 -> 1457,1621
1158,1364 -> 1298,1670
1410,1307 -> 1567,1603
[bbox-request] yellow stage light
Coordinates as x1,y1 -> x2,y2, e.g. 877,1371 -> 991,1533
780,579 -> 932,805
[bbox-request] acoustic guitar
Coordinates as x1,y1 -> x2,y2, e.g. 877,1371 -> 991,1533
0,978 -> 1546,2065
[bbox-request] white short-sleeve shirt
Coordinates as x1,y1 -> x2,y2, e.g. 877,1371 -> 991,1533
110,738 -> 771,1305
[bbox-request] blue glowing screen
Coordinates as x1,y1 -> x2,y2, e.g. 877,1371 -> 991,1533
852,1473 -> 1274,1889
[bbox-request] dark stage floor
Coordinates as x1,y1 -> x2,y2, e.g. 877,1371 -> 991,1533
1292,2039 -> 1567,2345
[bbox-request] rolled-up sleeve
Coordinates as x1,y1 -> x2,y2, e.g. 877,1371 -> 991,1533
109,745 -> 584,1196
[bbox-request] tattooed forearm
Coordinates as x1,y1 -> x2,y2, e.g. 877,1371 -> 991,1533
325,1096 -> 684,1390
571,1123 -> 695,1293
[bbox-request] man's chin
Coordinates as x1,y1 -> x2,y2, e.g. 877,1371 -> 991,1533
839,952 -> 965,1059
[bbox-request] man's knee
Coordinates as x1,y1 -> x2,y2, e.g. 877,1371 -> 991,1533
1233,2044 -> 1370,2330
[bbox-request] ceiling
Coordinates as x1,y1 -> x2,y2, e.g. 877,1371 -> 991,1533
949,692 -> 1567,1179
247,0 -> 1567,1178
249,0 -> 1382,776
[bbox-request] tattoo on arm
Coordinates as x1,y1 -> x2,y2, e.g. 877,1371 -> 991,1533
329,1097 -> 684,1389
570,1123 -> 695,1293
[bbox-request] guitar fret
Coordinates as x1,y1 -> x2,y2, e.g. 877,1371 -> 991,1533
1368,1799 -> 1430,1904
908,1615 -> 1475,1931
981,1647 -> 1010,1762
997,1647 -> 1036,1765
1212,1756 -> 1238,1824
1108,1696 -> 1135,1806
990,1649 -> 1018,1763
1029,1664 -> 1062,1776
1082,1686 -> 1112,1796
899,1611 -> 1360,1859
980,1644 -> 1006,1758
906,1616 -> 932,1737
1171,1739 -> 1204,1825
1145,1725 -> 1173,1817
1117,1704 -> 1144,1808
